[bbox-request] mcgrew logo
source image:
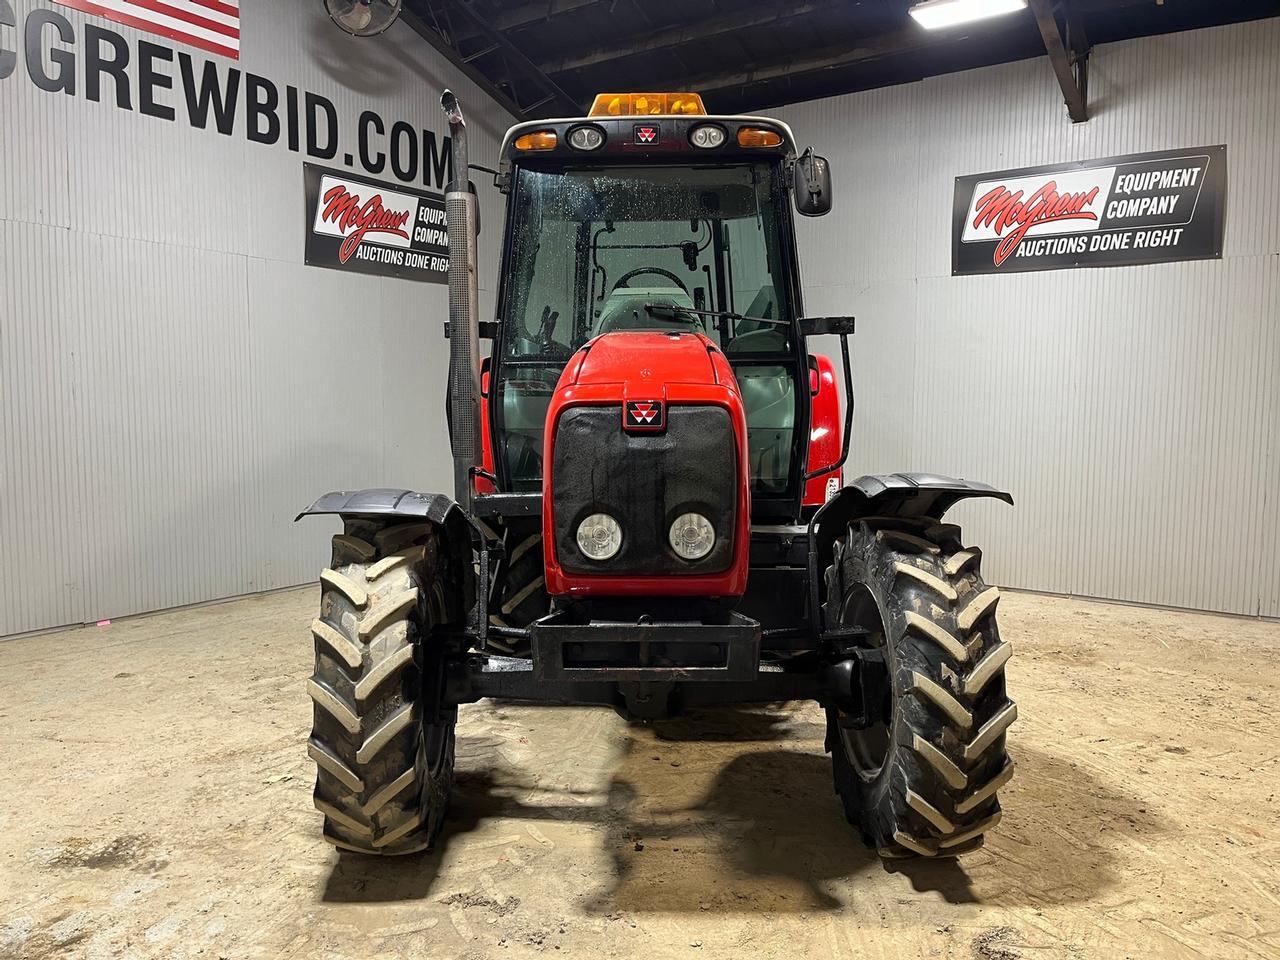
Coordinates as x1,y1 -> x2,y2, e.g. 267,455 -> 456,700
971,180 -> 1101,266
319,185 -> 413,263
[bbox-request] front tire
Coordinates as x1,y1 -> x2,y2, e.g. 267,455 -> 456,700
307,520 -> 457,855
825,517 -> 1016,858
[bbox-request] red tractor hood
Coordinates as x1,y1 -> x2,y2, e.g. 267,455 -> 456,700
542,329 -> 752,599
566,331 -> 722,388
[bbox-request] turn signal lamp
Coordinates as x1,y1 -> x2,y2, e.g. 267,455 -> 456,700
589,92 -> 706,117
514,130 -> 557,151
737,126 -> 783,148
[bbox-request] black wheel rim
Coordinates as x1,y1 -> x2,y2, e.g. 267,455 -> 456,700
424,721 -> 449,776
422,585 -> 453,780
838,584 -> 894,783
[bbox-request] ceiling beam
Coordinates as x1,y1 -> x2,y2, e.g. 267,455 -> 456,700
400,7 -> 524,119
451,0 -> 604,39
1029,0 -> 1089,122
539,0 -> 840,75
447,0 -> 583,115
1062,0 -> 1090,55
680,21 -> 1028,97
1069,0 -> 1171,12
1062,0 -> 1090,113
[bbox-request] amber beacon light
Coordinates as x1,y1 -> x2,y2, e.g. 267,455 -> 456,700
588,92 -> 707,117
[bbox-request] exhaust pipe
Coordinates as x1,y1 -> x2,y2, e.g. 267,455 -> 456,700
440,90 -> 481,511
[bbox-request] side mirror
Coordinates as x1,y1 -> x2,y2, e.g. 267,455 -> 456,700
798,316 -> 855,337
793,147 -> 833,217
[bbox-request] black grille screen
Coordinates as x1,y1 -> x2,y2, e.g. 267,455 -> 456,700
552,405 -> 737,576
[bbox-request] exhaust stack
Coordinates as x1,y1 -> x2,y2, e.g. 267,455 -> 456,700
440,90 -> 482,511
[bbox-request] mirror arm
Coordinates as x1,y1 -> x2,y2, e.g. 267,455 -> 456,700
803,332 -> 854,483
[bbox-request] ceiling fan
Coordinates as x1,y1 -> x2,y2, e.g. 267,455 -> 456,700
324,0 -> 402,37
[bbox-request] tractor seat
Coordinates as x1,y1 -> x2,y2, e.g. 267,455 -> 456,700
724,285 -> 787,354
725,327 -> 787,354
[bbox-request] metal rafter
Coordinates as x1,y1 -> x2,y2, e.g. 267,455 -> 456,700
1062,0 -> 1091,105
447,0 -> 583,115
407,0 -> 1271,125
675,18 -> 1030,99
454,0 -> 606,38
538,0 -> 840,75
401,6 -> 525,119
1029,0 -> 1090,122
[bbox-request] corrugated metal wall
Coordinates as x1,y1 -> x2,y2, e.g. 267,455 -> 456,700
773,18 -> 1280,619
775,19 -> 1280,616
3,13 -> 1277,635
0,0 -> 513,636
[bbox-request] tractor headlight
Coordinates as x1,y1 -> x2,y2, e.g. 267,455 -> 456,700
669,513 -> 715,561
577,513 -> 622,561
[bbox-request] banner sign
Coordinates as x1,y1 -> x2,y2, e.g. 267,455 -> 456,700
952,145 -> 1227,275
304,163 -> 449,284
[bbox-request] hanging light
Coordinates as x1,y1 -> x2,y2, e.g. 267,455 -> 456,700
908,0 -> 1027,30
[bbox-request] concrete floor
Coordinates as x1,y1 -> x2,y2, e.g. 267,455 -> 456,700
1,589 -> 1278,960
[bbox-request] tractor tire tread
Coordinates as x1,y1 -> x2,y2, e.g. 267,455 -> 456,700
827,518 -> 1015,858
307,519 -> 456,855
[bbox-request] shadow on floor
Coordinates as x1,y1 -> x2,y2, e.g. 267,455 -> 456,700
321,762 -> 610,904
322,709 -> 1166,911
322,847 -> 447,904
586,745 -> 878,913
648,706 -> 804,743
879,741 -> 1173,906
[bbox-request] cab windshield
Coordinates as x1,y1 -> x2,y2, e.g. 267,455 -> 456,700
504,162 -> 793,355
495,162 -> 800,495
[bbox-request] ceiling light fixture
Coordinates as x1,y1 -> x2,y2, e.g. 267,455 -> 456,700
908,0 -> 1028,30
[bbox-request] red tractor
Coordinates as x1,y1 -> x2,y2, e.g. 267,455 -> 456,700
300,91 -> 1016,860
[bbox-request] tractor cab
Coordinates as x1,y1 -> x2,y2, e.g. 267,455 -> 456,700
485,93 -> 836,523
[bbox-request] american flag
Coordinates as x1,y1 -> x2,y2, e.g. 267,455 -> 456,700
56,0 -> 240,60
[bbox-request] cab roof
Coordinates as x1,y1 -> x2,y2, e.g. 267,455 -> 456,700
498,112 -> 798,172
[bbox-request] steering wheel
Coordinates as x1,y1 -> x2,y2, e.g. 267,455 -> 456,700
612,267 -> 690,295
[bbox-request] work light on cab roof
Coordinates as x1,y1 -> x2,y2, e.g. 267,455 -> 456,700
507,89 -> 802,173
589,92 -> 707,116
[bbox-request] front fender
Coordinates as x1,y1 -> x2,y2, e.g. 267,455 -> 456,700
296,488 -> 468,526
823,472 -> 1011,524
296,488 -> 483,622
809,473 -> 1013,625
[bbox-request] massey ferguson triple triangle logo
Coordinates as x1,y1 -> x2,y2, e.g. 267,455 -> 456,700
634,125 -> 659,145
624,400 -> 665,432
